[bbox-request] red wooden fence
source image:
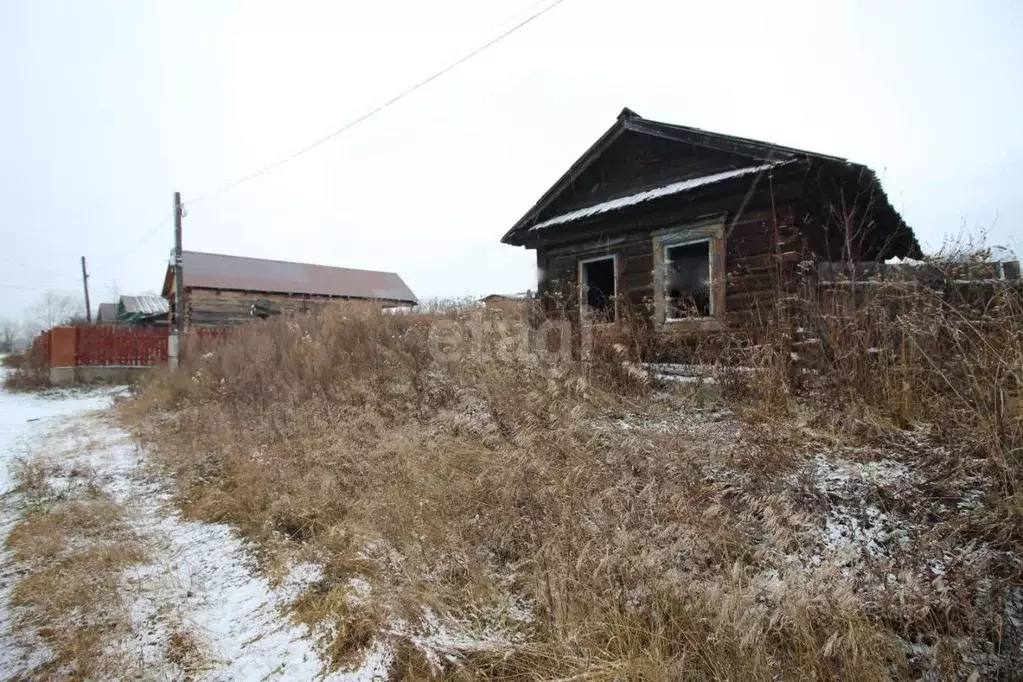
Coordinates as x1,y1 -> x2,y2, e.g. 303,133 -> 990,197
74,326 -> 169,366
31,331 -> 51,367
28,326 -> 232,368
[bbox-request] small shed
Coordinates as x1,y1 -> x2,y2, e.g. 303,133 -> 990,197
162,251 -> 419,327
96,302 -> 120,325
481,292 -> 532,317
502,108 -> 920,332
119,295 -> 171,326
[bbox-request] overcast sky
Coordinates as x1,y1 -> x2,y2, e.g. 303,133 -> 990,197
2,0 -> 1022,321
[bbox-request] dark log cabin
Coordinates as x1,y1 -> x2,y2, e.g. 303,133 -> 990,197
502,108 -> 920,333
161,251 -> 418,327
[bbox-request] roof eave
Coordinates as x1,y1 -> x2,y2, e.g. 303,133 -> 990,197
186,283 -> 418,305
161,264 -> 174,298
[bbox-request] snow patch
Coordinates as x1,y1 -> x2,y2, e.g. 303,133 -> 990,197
885,256 -> 926,266
0,376 -> 392,680
802,453 -> 920,567
0,378 -> 125,678
808,453 -> 916,492
389,606 -> 525,673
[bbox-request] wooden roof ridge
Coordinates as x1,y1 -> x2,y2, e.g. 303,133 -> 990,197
501,107 -> 856,245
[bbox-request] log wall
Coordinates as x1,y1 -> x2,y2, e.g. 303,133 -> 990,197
534,174 -> 805,330
184,288 -> 384,327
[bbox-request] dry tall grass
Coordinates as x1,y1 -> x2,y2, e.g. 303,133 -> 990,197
786,256 -> 1023,530
5,454 -> 146,678
129,269 -> 1023,680
1,350 -> 50,390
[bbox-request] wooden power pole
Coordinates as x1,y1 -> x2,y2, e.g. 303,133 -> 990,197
173,192 -> 184,334
80,256 -> 92,324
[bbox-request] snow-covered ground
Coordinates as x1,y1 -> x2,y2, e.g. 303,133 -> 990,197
0,371 -> 390,681
0,376 -> 126,677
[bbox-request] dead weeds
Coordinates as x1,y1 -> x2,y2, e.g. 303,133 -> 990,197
127,289 -> 1023,680
4,473 -> 146,679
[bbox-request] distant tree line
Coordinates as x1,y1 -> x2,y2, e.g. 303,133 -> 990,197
0,291 -> 86,353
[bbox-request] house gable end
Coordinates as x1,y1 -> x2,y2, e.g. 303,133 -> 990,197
499,113 -> 630,246
536,129 -> 768,223
501,108 -> 831,246
501,108 -> 917,260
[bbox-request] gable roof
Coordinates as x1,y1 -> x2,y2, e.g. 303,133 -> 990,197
502,108 -> 860,246
120,295 -> 170,316
96,302 -> 119,324
162,251 -> 417,304
117,294 -> 170,325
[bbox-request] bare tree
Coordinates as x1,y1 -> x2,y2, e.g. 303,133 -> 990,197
23,291 -> 84,334
104,279 -> 122,302
0,317 -> 17,353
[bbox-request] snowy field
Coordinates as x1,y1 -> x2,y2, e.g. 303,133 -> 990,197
0,370 -> 390,681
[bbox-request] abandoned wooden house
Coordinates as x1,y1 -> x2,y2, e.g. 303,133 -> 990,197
161,250 -> 418,327
502,108 -> 921,331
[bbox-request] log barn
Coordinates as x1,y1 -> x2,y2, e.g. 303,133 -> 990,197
501,108 -> 921,332
161,251 -> 418,327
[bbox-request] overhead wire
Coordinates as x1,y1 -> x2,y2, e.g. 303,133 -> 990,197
0,283 -> 80,294
0,257 -> 72,283
6,0 -> 569,303
186,0 -> 568,206
108,210 -> 176,262
2,211 -> 173,306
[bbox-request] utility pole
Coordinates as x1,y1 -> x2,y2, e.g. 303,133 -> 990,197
174,191 -> 184,334
169,191 -> 184,370
80,256 -> 92,324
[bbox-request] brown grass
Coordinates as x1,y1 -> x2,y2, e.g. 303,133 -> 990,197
2,352 -> 26,368
2,356 -> 50,391
4,458 -> 146,679
785,255 -> 1023,533
126,268 -> 1023,679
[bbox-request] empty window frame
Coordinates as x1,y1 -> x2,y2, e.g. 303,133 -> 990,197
579,254 -> 617,322
665,239 -> 713,319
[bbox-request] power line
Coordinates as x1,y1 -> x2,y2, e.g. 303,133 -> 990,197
108,210 -> 175,262
2,211 -> 175,295
187,0 -> 568,206
0,257 -> 75,283
0,283 -> 80,294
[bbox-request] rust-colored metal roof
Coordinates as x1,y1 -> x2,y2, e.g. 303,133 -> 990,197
173,251 -> 417,304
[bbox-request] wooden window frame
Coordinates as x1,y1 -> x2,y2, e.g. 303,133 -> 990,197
664,237 -> 714,321
653,218 -> 726,330
578,253 -> 618,325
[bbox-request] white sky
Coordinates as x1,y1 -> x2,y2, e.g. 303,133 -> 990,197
2,0 -> 1022,320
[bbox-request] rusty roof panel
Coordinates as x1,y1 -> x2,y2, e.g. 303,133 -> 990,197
180,251 -> 418,304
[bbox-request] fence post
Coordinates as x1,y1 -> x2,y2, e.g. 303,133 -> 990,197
49,326 -> 77,385
169,331 -> 180,370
